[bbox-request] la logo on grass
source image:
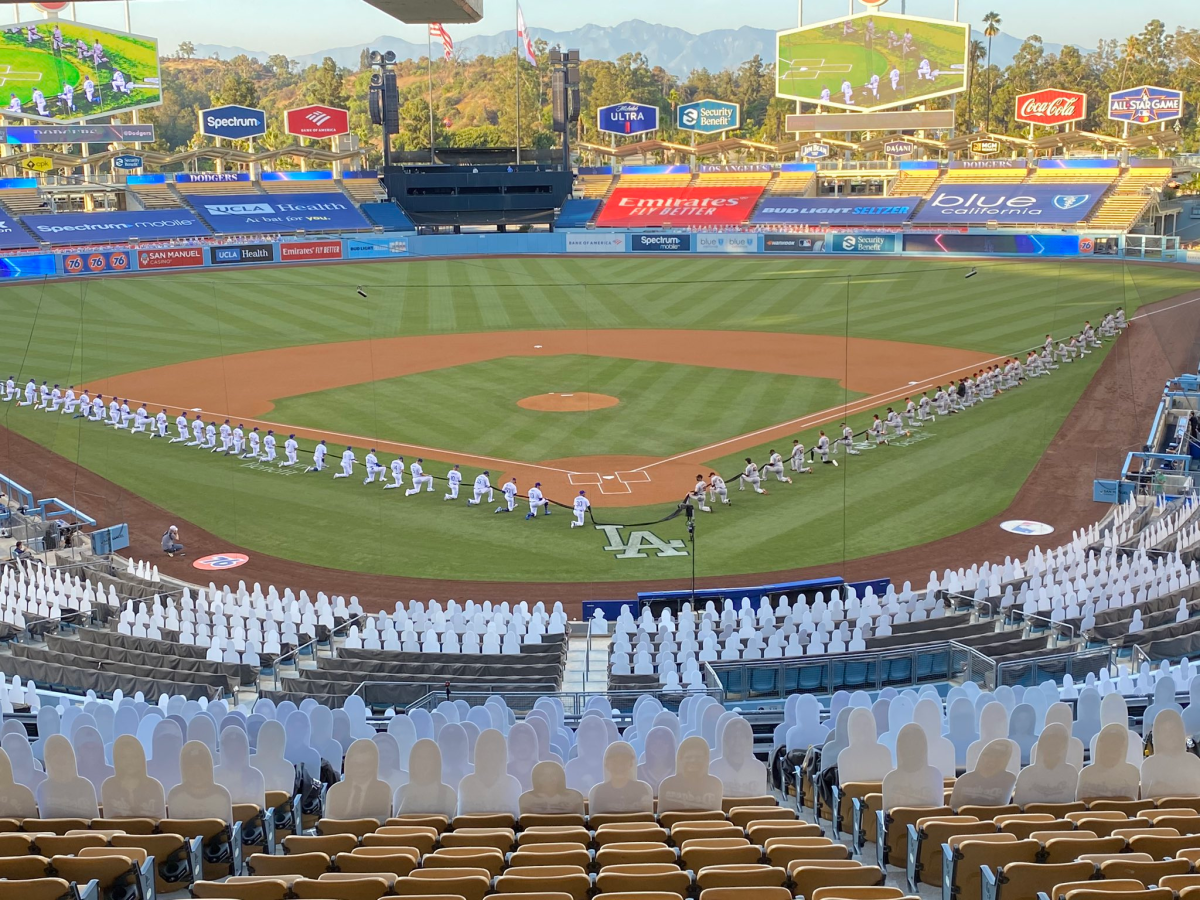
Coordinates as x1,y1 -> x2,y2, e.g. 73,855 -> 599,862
596,525 -> 688,559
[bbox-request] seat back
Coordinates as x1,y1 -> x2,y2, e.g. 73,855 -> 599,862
292,877 -> 390,900
246,851 -> 331,879
191,879 -> 290,900
694,864 -> 787,889
994,862 -> 1093,900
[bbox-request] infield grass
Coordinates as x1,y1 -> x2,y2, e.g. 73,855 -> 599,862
0,256 -> 1192,583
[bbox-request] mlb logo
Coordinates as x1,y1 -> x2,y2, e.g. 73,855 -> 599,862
1053,194 -> 1090,211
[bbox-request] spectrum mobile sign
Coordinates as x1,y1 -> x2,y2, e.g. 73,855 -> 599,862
594,185 -> 765,227
1015,88 -> 1087,126
1108,85 -> 1184,124
677,99 -> 740,134
199,104 -> 267,139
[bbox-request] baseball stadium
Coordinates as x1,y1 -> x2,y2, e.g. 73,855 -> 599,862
0,0 -> 1197,892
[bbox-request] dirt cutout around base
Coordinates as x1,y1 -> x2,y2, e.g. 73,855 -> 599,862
517,392 -> 620,412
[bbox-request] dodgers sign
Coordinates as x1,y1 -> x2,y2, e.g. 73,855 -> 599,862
1108,85 -> 1184,124
752,196 -> 920,227
199,104 -> 268,140
677,99 -> 740,134
913,183 -> 1108,225
597,102 -> 658,136
185,192 -> 370,234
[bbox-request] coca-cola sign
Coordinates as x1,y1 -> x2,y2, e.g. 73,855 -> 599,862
1015,89 -> 1088,126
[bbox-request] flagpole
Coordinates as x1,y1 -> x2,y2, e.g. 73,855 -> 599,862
515,2 -> 521,165
427,30 -> 436,163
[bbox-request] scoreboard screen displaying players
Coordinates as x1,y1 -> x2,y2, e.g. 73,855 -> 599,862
0,19 -> 161,123
776,12 -> 969,112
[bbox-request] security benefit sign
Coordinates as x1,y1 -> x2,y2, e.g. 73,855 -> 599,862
752,195 -> 920,227
595,185 -> 765,227
186,192 -> 370,234
677,99 -> 740,134
912,183 -> 1109,225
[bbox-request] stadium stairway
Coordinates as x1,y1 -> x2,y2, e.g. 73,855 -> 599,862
1086,167 -> 1173,232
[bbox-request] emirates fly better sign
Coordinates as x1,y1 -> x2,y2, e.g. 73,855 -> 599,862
1015,88 -> 1088,126
595,185 -> 766,227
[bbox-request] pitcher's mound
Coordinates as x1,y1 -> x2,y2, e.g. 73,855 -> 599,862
517,392 -> 620,412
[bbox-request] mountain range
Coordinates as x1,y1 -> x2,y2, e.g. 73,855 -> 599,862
188,19 -> 1086,76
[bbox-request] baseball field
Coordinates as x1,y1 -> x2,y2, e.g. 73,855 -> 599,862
0,255 -> 1192,585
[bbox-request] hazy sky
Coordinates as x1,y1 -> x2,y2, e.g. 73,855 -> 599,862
16,0 -> 1197,54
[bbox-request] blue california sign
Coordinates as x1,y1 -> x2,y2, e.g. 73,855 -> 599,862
677,99 -> 740,134
597,102 -> 659,136
199,104 -> 268,140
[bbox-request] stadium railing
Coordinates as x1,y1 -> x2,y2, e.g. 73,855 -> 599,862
400,684 -> 726,720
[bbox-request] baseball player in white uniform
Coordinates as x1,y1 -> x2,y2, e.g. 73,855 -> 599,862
869,414 -> 888,446
268,431 -> 285,464
170,413 -> 188,442
708,472 -> 729,505
903,397 -> 921,428
18,378 -> 38,407
918,393 -> 934,422
119,400 -> 133,429
90,394 -> 105,422
762,450 -> 792,484
108,397 -> 123,427
467,471 -> 494,506
37,381 -> 49,409
570,490 -> 590,528
334,446 -> 357,478
691,475 -> 712,513
497,478 -> 518,513
188,414 -> 204,446
815,431 -> 837,466
153,409 -> 169,438
73,390 -> 90,417
790,439 -> 814,473
363,449 -> 386,484
405,458 -> 434,495
3,377 -> 14,401
130,404 -> 149,434
245,427 -> 261,459
444,464 -> 462,500
885,407 -> 909,437
46,384 -> 62,412
384,456 -> 405,489
307,440 -> 328,472
61,386 -> 78,415
739,458 -> 766,494
835,423 -> 857,456
231,424 -> 245,455
526,482 -> 550,519
204,422 -> 217,450
216,420 -> 232,452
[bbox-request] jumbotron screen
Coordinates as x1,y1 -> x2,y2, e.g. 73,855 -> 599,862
0,19 -> 161,122
776,11 -> 969,112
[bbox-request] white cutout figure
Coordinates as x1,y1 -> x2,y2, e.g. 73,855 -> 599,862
72,724 -> 114,794
967,702 -> 1013,773
372,732 -> 407,793
457,729 -> 521,817
308,706 -> 343,776
949,738 -> 1017,808
565,716 -> 607,795
250,720 -> 295,795
1014,723 -> 1079,806
837,707 -> 893,784
1077,723 -> 1140,801
1141,709 -> 1200,800
711,716 -> 767,798
658,735 -> 724,813
326,739 -> 391,823
283,711 -> 322,779
37,734 -> 99,818
168,741 -> 234,823
32,706 -> 60,762
506,722 -> 540,793
102,734 -> 166,820
214,726 -> 266,808
1091,693 -> 1144,767
588,741 -> 654,815
0,748 -> 36,818
913,699 -> 955,779
1032,703 -> 1085,771
882,723 -> 942,811
387,715 -> 418,771
393,738 -> 457,817
519,760 -> 584,816
437,722 -> 473,791
637,725 -> 677,797
2,733 -> 45,792
786,695 -> 829,753
147,718 -> 184,794
1007,704 -> 1038,766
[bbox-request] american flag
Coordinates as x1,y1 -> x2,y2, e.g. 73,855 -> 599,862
517,4 -> 536,67
429,23 -> 454,60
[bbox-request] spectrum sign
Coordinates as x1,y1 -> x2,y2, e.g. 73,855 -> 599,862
1015,88 -> 1088,126
595,186 -> 764,227
1108,85 -> 1184,124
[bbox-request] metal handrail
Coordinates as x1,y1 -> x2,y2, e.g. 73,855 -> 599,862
271,612 -> 369,691
398,686 -> 725,720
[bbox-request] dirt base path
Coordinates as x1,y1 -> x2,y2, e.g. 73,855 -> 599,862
86,330 -> 994,506
4,292 -> 1197,613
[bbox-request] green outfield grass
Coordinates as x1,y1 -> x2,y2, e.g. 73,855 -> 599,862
268,355 -> 861,462
0,256 -> 1192,583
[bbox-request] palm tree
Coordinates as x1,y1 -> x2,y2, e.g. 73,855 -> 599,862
982,11 -> 1002,131
965,39 -> 985,131
1119,34 -> 1139,88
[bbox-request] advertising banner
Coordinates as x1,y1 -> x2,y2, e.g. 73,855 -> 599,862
597,102 -> 659,136
1108,85 -> 1184,124
883,139 -> 916,157
677,99 -> 740,134
199,104 -> 267,139
751,195 -> 920,226
763,234 -> 824,252
565,233 -> 625,253
948,159 -> 1028,169
630,233 -> 692,252
696,234 -> 758,254
1015,88 -> 1088,126
1035,157 -> 1119,169
279,240 -> 343,262
285,105 -> 350,139
0,213 -> 39,249
344,236 -> 409,259
259,171 -> 334,182
210,245 -> 275,265
61,249 -> 133,276
112,155 -> 143,170
913,183 -> 1108,224
22,210 -> 211,244
0,254 -> 55,279
186,192 -> 370,234
3,124 -> 154,144
596,186 -> 764,227
137,247 -> 205,270
830,234 -> 896,253
903,233 -> 1084,255
175,172 -> 251,183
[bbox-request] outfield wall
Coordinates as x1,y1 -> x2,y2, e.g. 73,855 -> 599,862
0,228 -> 1174,282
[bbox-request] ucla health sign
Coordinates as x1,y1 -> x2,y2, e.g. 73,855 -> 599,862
597,102 -> 658,136
199,104 -> 268,139
186,192 -> 370,234
752,196 -> 920,227
913,183 -> 1108,225
1108,85 -> 1184,124
677,99 -> 740,134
